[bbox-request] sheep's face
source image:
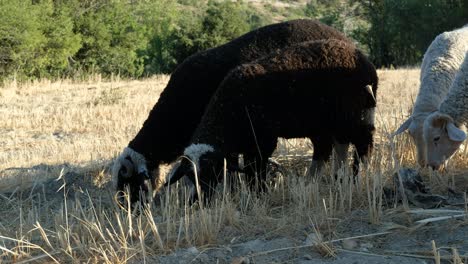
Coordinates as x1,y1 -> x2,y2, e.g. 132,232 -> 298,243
166,144 -> 223,201
112,147 -> 153,207
423,112 -> 466,169
395,116 -> 427,167
172,153 -> 223,184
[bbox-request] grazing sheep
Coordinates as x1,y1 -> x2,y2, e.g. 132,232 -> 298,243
394,25 -> 468,167
423,52 -> 468,169
112,19 -> 353,205
167,39 -> 378,202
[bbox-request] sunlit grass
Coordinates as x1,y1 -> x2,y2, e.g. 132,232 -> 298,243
1,69 -> 466,263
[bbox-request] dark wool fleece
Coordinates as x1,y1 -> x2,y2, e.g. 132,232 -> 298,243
127,19 -> 352,172
177,39 -> 378,191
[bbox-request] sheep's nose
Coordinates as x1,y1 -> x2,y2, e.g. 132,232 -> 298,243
429,164 -> 440,170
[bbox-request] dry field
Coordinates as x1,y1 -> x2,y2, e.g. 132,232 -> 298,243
0,69 -> 467,263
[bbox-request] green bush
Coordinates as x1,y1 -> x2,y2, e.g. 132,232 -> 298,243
37,0 -> 81,78
72,0 -> 147,77
2,0 -> 466,80
357,0 -> 468,67
0,0 -> 46,80
140,0 -> 180,74
160,0 -> 268,73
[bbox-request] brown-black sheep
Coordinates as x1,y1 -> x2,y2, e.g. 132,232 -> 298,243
112,19 -> 353,206
167,39 -> 378,202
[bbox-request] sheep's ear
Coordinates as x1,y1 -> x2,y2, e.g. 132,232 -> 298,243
365,85 -> 376,102
394,117 -> 412,136
447,122 -> 467,142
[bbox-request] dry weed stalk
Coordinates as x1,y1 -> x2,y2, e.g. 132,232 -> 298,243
365,166 -> 384,224
452,247 -> 463,264
432,240 -> 441,264
465,192 -> 468,222
310,220 -> 337,258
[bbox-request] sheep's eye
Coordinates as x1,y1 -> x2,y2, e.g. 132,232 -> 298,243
434,136 -> 440,142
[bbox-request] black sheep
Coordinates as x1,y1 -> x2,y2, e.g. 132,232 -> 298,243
167,39 -> 378,202
112,19 -> 353,205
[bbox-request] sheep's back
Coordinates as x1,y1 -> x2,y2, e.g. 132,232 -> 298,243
414,25 -> 468,114
193,39 -> 377,147
214,39 -> 376,108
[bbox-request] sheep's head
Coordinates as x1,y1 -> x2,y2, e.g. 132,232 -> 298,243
422,112 -> 466,169
395,115 -> 427,167
112,147 -> 153,207
165,144 -> 224,202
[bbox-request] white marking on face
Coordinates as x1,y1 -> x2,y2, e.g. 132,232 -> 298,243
183,143 -> 215,168
394,113 -> 432,167
408,116 -> 427,167
112,147 -> 148,189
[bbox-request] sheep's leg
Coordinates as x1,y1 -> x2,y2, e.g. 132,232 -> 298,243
308,160 -> 324,177
352,137 -> 373,177
242,154 -> 258,188
333,142 -> 349,177
308,137 -> 333,178
200,180 -> 217,205
190,154 -> 241,204
254,159 -> 269,191
243,141 -> 276,193
225,154 -> 242,193
243,155 -> 269,192
189,178 -> 217,205
186,172 -> 219,205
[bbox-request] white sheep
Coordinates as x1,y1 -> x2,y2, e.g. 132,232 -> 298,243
394,25 -> 468,167
423,51 -> 468,169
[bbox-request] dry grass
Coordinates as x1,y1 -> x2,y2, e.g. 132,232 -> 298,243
0,69 -> 467,263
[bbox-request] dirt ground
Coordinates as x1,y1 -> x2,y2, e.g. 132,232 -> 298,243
2,162 -> 466,264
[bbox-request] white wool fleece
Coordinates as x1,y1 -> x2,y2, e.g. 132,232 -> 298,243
414,25 -> 468,115
439,52 -> 468,124
422,51 -> 468,169
183,143 -> 215,166
111,147 -> 148,188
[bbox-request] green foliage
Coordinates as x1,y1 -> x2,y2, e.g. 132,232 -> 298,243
357,0 -> 468,67
199,1 -> 250,49
0,0 -> 81,80
161,0 -> 268,73
0,0 -> 46,79
72,0 -> 148,77
305,0 -> 344,30
2,0 -> 467,81
37,0 -> 81,77
137,0 -> 179,75
163,10 -> 204,71
303,0 -> 467,67
303,0 -> 369,57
